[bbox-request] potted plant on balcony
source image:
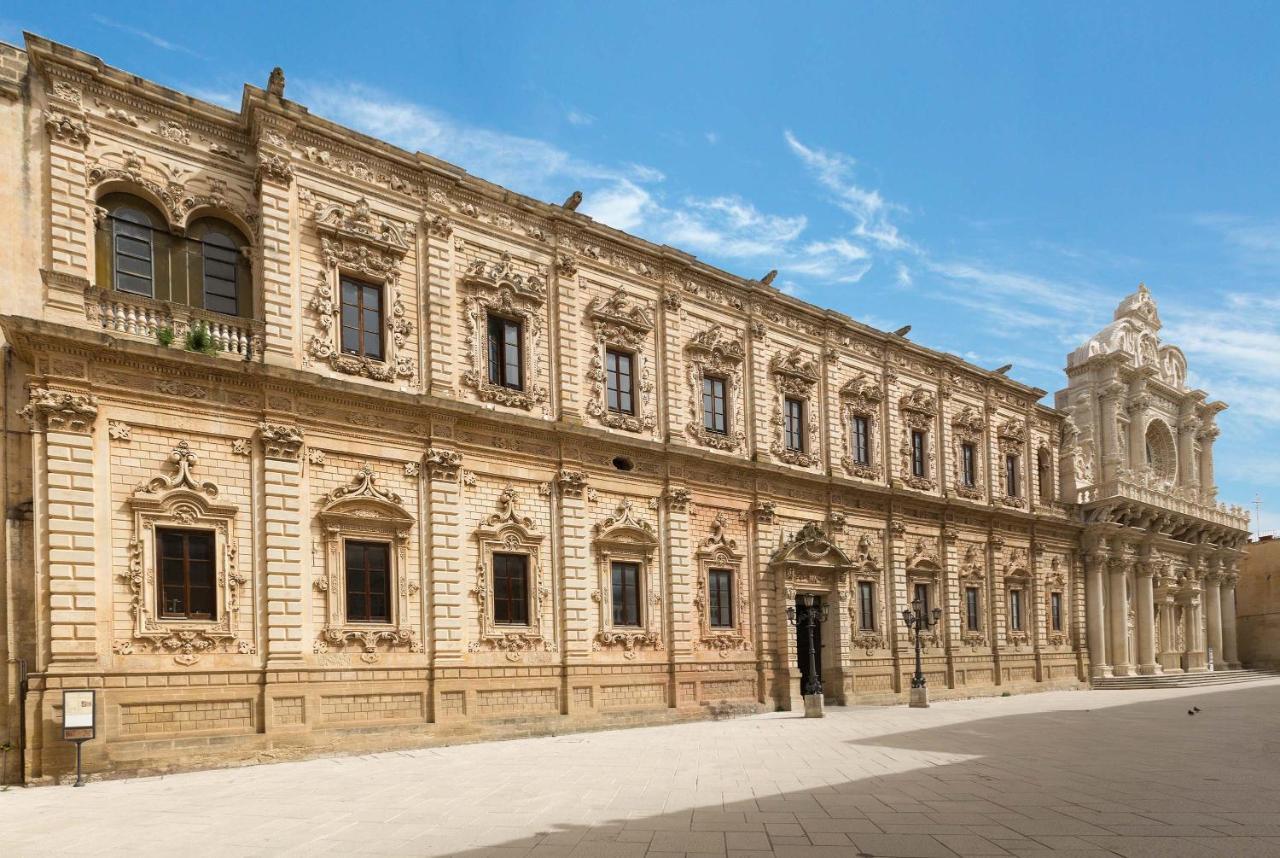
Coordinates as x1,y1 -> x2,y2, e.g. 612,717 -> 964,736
184,323 -> 219,356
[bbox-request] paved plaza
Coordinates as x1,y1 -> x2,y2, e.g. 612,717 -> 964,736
3,681 -> 1280,857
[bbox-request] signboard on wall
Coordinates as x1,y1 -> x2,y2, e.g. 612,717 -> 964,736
62,689 -> 96,741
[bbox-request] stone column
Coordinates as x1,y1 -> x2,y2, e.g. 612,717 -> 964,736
1098,383 -> 1126,483
22,388 -> 101,668
1222,572 -> 1241,669
1135,562 -> 1158,675
1183,581 -> 1207,672
1107,555 -> 1132,676
1204,569 -> 1223,671
259,422 -> 306,665
1085,548 -> 1110,677
424,445 -> 464,665
1177,416 -> 1200,490
1156,582 -> 1182,673
1198,424 -> 1220,499
1126,394 -> 1148,474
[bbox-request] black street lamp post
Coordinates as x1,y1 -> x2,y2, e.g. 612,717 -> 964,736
786,593 -> 829,716
902,597 -> 942,707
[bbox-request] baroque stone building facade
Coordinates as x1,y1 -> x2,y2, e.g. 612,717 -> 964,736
0,36 -> 1251,783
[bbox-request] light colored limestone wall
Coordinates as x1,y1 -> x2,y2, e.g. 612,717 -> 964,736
1239,537 -> 1280,668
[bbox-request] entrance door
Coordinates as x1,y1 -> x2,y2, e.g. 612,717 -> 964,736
794,594 -> 824,695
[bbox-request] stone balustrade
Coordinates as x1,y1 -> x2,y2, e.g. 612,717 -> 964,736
84,284 -> 264,359
1078,477 -> 1251,530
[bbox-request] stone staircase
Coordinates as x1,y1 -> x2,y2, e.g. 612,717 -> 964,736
1092,669 -> 1279,690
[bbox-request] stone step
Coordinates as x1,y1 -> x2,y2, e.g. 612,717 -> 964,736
1091,670 -> 1279,690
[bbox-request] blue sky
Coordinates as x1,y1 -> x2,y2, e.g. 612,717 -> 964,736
5,2 -> 1278,527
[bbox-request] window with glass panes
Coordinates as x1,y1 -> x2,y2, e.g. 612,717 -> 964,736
487,315 -> 523,390
1005,454 -> 1020,497
1050,592 -> 1063,631
201,231 -> 240,315
911,430 -> 927,477
157,528 -> 216,620
784,397 -> 805,452
344,541 -> 390,623
492,553 -> 529,625
340,278 -> 383,360
965,587 -> 981,631
112,209 -> 155,296
857,580 -> 876,631
852,415 -> 870,465
913,582 -> 930,616
1009,589 -> 1024,630
605,349 -> 634,414
708,568 -> 734,628
702,376 -> 727,434
962,443 -> 976,486
611,561 -> 642,627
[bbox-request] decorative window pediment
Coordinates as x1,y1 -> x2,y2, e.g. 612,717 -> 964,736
693,512 -> 750,656
769,347 -> 821,467
460,252 -> 550,413
313,464 -> 420,662
772,521 -> 854,570
899,386 -> 938,490
586,287 -> 657,433
840,374 -> 883,479
905,536 -> 943,648
1045,556 -> 1070,647
118,441 -> 250,665
470,485 -> 552,660
592,499 -> 663,657
847,530 -> 887,655
684,326 -> 747,451
314,195 -> 412,257
959,542 -> 988,648
951,405 -> 986,499
1002,546 -> 1032,649
996,419 -> 1027,508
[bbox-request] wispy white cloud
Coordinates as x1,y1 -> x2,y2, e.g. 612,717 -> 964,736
185,86 -> 238,110
1195,213 -> 1280,271
91,14 -> 204,59
566,109 -> 594,127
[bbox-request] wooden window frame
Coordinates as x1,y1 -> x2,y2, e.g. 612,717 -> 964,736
784,397 -> 806,453
486,313 -> 525,391
962,443 -> 977,487
492,551 -> 531,626
605,348 -> 635,415
965,586 -> 981,632
1005,453 -> 1020,498
340,277 -> 384,361
703,374 -> 728,435
911,429 -> 927,478
156,527 -> 218,621
857,580 -> 876,632
852,414 -> 870,466
1009,588 -> 1024,631
343,539 -> 392,624
707,567 -> 735,629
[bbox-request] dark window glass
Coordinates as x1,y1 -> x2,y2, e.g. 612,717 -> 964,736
201,230 -> 239,316
157,528 -> 216,620
606,349 -> 634,415
784,397 -> 806,452
345,541 -> 391,623
340,278 -> 383,360
966,587 -> 980,631
913,582 -> 930,617
708,568 -> 734,628
702,375 -> 727,434
487,315 -> 524,390
611,561 -> 642,627
1038,450 -> 1053,503
852,415 -> 870,465
858,580 -> 876,631
1051,592 -> 1063,632
113,209 -> 155,297
1009,589 -> 1023,630
962,443 -> 976,487
492,553 -> 529,625
911,430 -> 927,477
1006,454 -> 1020,497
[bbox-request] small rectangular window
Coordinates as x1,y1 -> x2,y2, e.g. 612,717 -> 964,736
487,315 -> 524,390
202,239 -> 239,316
1051,592 -> 1063,632
113,216 -> 155,297
493,553 -> 530,625
961,443 -> 976,487
157,528 -> 217,621
1006,454 -> 1020,497
611,561 -> 642,627
605,349 -> 634,415
911,430 -> 927,478
784,397 -> 806,452
852,415 -> 870,465
913,582 -> 930,617
858,580 -> 876,631
344,540 -> 391,623
965,587 -> 980,631
1009,589 -> 1023,631
702,375 -> 727,434
340,278 -> 383,361
708,568 -> 734,629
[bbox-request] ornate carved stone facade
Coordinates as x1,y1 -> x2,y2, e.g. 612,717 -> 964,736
0,37 -> 1249,785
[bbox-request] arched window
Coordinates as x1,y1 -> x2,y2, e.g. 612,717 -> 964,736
96,193 -> 171,298
188,218 -> 250,317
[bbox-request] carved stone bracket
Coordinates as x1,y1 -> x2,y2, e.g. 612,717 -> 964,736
21,387 -> 98,434
424,447 -> 462,481
259,421 -> 304,460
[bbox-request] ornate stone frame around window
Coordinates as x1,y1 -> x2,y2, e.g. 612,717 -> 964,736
585,286 -> 657,433
840,374 -> 883,480
958,542 -> 988,649
950,404 -> 986,500
460,252 -> 550,414
898,387 -> 938,491
905,536 -> 943,648
1044,556 -> 1069,647
1002,546 -> 1032,650
693,512 -> 750,656
592,499 -> 663,658
118,441 -> 250,666
684,326 -> 747,452
848,531 -> 888,655
313,464 -> 420,663
768,346 -> 821,468
470,485 -> 552,660
306,195 -> 416,384
996,418 -> 1028,509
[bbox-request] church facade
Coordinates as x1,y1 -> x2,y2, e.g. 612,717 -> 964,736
0,35 -> 1251,784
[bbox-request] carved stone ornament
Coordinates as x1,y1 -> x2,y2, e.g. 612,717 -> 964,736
21,387 -> 98,433
120,441 -> 250,664
693,512 -> 751,656
840,373 -> 883,479
460,253 -> 550,414
44,109 -> 90,146
665,486 -> 693,512
950,404 -> 986,500
684,326 -> 747,451
556,469 -> 589,499
87,149 -> 258,234
256,151 -> 294,186
593,499 -> 663,658
898,386 -> 938,490
585,287 -> 658,433
315,465 -> 421,662
768,347 -> 821,467
424,447 -> 462,481
258,421 -> 304,460
471,486 -> 552,660
995,418 -> 1028,509
958,543 -> 989,648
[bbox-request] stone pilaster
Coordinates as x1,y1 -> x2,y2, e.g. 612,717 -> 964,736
1107,552 -> 1132,676
555,467 -> 591,665
424,445 -> 464,664
23,387 -> 100,667
252,118 -> 297,366
1197,423 -> 1220,499
1222,571 -> 1241,669
664,487 -> 694,661
1029,541 -> 1044,681
552,249 -> 581,420
1156,579 -> 1182,673
1177,415 -> 1200,491
1085,547 -> 1111,677
987,534 -> 1005,684
1134,562 -> 1158,675
1098,382 -> 1126,483
423,209 -> 457,398
259,421 -> 305,664
1204,566 -> 1224,670
940,525 -> 961,688
42,87 -> 92,281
